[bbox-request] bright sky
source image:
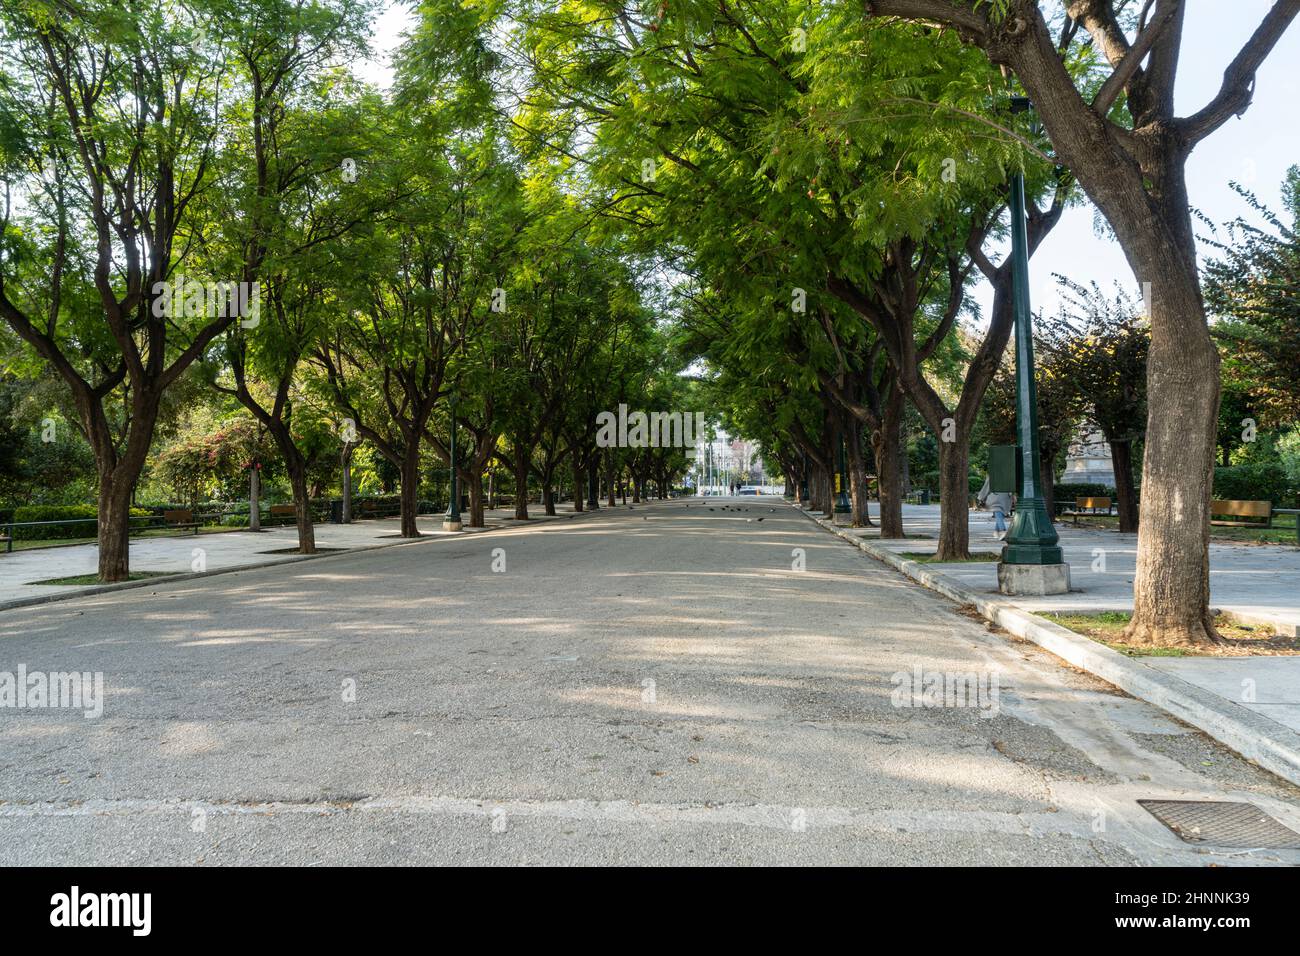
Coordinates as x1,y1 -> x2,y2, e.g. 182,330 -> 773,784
360,1 -> 1300,322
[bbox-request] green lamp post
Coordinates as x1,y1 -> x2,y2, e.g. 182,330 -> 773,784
998,95 -> 1068,594
586,458 -> 599,510
834,434 -> 851,517
443,392 -> 462,532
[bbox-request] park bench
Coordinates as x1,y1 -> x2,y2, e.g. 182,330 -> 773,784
269,504 -> 297,525
162,508 -> 201,535
1061,496 -> 1113,525
1273,508 -> 1300,545
1211,499 -> 1272,528
357,500 -> 400,519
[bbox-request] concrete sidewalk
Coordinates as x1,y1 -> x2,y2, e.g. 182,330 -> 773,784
846,504 -> 1300,638
808,502 -> 1300,781
0,506 -> 586,609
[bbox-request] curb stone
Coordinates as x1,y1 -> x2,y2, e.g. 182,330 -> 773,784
790,501 -> 1300,788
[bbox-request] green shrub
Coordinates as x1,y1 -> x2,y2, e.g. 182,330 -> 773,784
1214,463 -> 1293,505
11,504 -> 98,539
10,505 -> 155,539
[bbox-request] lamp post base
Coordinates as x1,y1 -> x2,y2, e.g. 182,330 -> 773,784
997,561 -> 1070,596
442,518 -> 462,532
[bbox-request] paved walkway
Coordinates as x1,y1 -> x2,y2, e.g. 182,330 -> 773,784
0,508 -> 581,608
2,496 -> 1298,865
839,504 -> 1300,732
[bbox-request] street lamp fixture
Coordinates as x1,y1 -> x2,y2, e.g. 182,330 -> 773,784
834,434 -> 851,517
998,93 -> 1069,596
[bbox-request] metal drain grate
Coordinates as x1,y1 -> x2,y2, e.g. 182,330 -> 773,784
1138,800 -> 1300,850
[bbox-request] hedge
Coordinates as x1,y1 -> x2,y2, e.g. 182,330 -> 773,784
1213,463 -> 1294,506
9,504 -> 151,540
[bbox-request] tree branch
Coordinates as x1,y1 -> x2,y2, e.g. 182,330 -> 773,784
1179,0 -> 1300,144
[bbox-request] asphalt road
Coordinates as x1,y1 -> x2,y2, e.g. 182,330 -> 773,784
2,497 -> 1298,865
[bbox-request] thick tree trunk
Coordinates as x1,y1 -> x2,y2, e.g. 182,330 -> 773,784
845,418 -> 873,527
543,483 -> 556,516
935,440 -> 971,561
468,474 -> 485,527
287,458 -> 317,554
1122,262 -> 1221,645
1109,439 -> 1139,533
96,471 -> 134,583
876,385 -> 906,538
811,458 -> 832,514
399,446 -> 421,538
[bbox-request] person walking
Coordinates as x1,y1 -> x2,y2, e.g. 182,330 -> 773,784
976,477 -> 1014,541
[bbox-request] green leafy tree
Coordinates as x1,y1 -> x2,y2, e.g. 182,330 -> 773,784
0,1 -> 236,580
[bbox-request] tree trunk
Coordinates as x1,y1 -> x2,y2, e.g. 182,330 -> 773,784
811,458 -> 832,514
876,385 -> 906,538
935,439 -> 970,561
1109,438 -> 1139,534
543,483 -> 556,516
468,474 -> 485,527
287,458 -> 317,554
514,446 -> 530,520
399,444 -> 421,537
1123,265 -> 1221,646
572,456 -> 584,512
606,454 -> 616,507
586,454 -> 600,510
845,418 -> 873,527
249,466 -> 261,532
96,471 -> 134,583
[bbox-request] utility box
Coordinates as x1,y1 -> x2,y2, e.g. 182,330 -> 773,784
989,445 -> 1022,494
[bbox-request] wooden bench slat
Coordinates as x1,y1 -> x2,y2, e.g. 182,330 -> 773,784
1210,499 -> 1272,527
1210,499 -> 1271,517
1060,496 -> 1113,524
